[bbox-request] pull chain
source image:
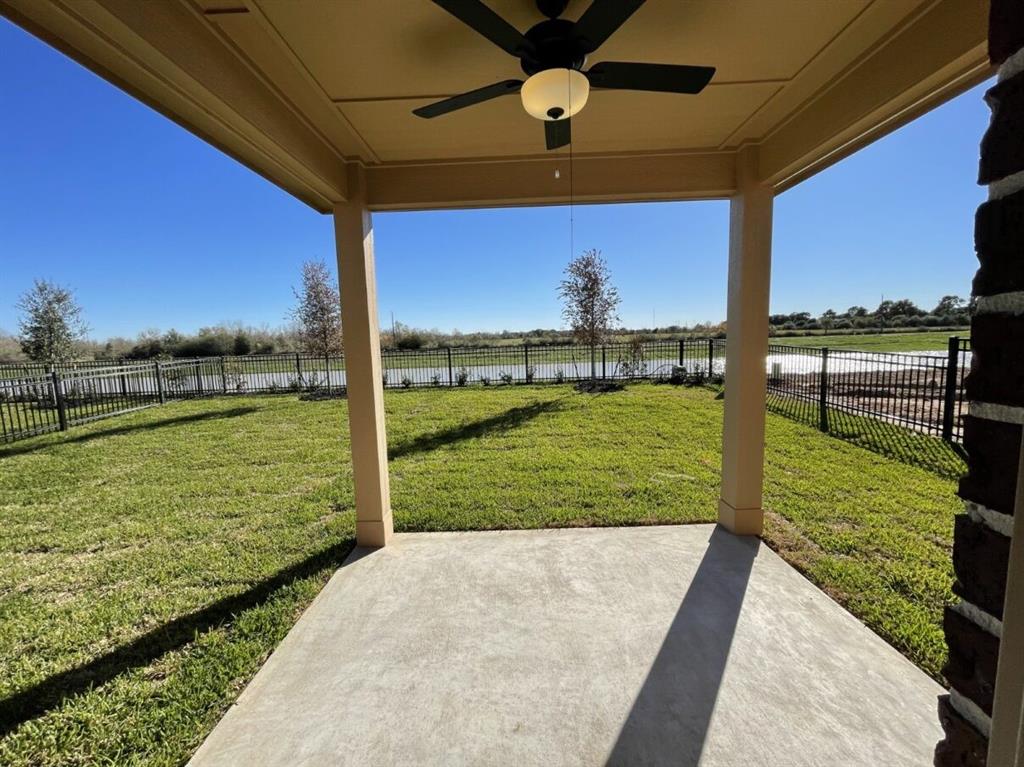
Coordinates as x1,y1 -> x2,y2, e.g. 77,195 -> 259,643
569,135 -> 575,259
568,69 -> 575,260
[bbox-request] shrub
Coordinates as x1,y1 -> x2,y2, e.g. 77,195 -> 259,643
125,338 -> 165,360
396,333 -> 425,350
382,372 -> 389,388
232,333 -> 252,356
456,367 -> 469,387
555,369 -> 565,384
223,361 -> 248,392
175,332 -> 233,358
479,375 -> 491,386
499,371 -> 513,385
618,338 -> 647,379
525,365 -> 536,384
430,374 -> 441,387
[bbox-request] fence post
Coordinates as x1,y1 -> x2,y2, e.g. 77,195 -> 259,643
220,356 -> 228,394
295,352 -> 302,384
447,347 -> 454,387
120,370 -> 128,398
602,346 -> 607,380
155,362 -> 166,404
819,347 -> 830,433
194,361 -> 204,396
46,364 -> 58,408
708,338 -> 715,377
942,336 -> 960,443
52,371 -> 68,431
679,339 -> 685,366
325,353 -> 331,392
523,344 -> 529,383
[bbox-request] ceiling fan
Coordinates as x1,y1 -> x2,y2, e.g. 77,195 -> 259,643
413,0 -> 715,150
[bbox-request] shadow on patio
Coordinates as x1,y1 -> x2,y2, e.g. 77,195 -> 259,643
605,527 -> 755,765
188,525 -> 942,766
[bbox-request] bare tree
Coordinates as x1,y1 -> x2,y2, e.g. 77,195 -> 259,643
558,249 -> 620,381
17,279 -> 89,365
290,259 -> 343,356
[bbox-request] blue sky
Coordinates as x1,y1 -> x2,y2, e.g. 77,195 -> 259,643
0,18 -> 991,340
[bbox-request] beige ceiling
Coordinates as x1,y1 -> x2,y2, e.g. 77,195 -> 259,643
236,0 -> 869,161
0,0 -> 991,210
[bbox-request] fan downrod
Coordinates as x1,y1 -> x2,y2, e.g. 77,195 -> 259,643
535,0 -> 569,19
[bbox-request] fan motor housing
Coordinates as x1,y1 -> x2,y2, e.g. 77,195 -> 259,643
520,19 -> 587,75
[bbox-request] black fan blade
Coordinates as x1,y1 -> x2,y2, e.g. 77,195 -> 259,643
545,118 -> 571,150
430,0 -> 535,58
571,0 -> 645,54
413,80 -> 523,118
586,62 -> 715,94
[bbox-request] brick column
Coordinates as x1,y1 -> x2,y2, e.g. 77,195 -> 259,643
935,2 -> 1024,764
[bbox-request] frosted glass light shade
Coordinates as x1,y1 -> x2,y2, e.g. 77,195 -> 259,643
520,68 -> 589,121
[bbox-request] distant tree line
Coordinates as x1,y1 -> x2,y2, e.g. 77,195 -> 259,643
1,269 -> 971,364
769,295 -> 971,333
115,324 -> 304,360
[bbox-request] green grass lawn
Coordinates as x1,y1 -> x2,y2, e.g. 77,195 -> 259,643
0,385 -> 962,765
773,329 -> 966,352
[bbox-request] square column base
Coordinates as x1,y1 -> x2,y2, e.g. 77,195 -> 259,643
718,499 -> 764,536
357,518 -> 393,548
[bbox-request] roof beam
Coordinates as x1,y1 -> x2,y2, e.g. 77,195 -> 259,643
0,0 -> 349,212
364,151 -> 736,211
758,0 -> 991,192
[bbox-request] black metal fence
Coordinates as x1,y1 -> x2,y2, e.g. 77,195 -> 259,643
765,336 -> 971,442
0,337 -> 969,446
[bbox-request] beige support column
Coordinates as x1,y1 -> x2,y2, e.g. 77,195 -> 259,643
333,172 -> 392,548
719,147 -> 773,536
988,434 -> 1024,767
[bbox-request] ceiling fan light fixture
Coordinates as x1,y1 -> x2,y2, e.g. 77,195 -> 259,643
520,68 -> 589,121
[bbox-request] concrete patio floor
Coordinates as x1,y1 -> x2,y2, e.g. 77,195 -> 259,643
188,525 -> 943,766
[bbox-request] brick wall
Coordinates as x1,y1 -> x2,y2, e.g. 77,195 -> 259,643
935,2 -> 1024,764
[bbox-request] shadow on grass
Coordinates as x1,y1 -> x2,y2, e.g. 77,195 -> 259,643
0,538 -> 355,738
0,407 -> 260,458
388,398 -> 566,460
768,394 -> 966,480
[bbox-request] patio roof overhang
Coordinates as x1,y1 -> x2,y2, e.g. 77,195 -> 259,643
0,0 -> 991,212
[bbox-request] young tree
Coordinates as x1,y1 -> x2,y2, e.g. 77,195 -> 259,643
290,259 -> 343,356
16,279 -> 89,365
558,249 -> 621,381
